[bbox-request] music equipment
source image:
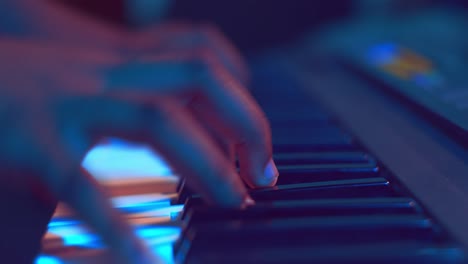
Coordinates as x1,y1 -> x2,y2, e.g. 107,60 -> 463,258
171,46 -> 468,263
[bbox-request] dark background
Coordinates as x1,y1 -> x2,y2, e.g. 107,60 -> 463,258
57,0 -> 467,53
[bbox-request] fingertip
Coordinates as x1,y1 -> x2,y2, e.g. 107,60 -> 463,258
190,163 -> 249,209
240,195 -> 256,209
263,157 -> 279,184
242,157 -> 279,189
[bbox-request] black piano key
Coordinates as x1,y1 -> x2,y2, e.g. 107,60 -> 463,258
176,179 -> 185,193
175,197 -> 422,250
180,241 -> 465,264
273,138 -> 353,150
273,142 -> 360,152
272,133 -> 359,152
276,170 -> 378,185
277,162 -> 377,173
176,151 -> 379,204
274,152 -> 378,184
273,132 -> 353,147
176,168 -> 380,206
274,151 -> 373,166
271,127 -> 357,151
175,179 -> 192,205
180,215 -> 438,255
263,107 -> 331,123
181,177 -> 398,214
177,166 -> 383,210
275,148 -> 379,182
183,197 -> 421,224
251,177 -> 396,201
273,151 -> 377,176
174,197 -> 422,254
278,163 -> 379,175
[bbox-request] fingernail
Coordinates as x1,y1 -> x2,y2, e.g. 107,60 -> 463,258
264,158 -> 279,182
241,195 -> 255,209
244,196 -> 255,206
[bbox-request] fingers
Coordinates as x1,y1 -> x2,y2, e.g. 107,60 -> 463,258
147,100 -> 249,206
55,96 -> 248,207
187,102 -> 236,164
21,107 -> 156,264
197,24 -> 250,83
4,2 -> 249,86
190,61 -> 278,188
130,23 -> 249,84
105,50 -> 277,188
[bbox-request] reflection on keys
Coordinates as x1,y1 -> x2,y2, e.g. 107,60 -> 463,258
42,194 -> 183,263
38,140 -> 182,264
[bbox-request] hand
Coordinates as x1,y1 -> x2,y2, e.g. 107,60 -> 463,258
0,24 -> 277,263
7,0 -> 249,83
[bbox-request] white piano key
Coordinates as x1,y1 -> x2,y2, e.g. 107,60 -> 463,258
79,139 -> 180,196
44,205 -> 183,251
100,176 -> 179,196
53,193 -> 178,218
35,255 -> 64,264
43,224 -> 180,251
129,204 -> 184,219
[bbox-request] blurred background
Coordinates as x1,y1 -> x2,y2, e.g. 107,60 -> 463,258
54,0 -> 468,53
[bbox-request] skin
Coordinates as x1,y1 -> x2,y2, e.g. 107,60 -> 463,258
0,0 -> 278,263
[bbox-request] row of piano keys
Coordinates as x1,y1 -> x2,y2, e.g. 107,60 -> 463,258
40,180 -> 182,263
39,57 -> 466,263
172,59 -> 467,264
39,142 -> 183,262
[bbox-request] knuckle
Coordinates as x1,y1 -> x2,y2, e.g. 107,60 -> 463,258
188,47 -> 219,89
150,99 -> 184,130
193,46 -> 215,64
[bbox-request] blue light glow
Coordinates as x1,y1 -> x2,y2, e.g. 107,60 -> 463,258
119,200 -> 172,213
63,233 -> 100,247
50,138 -> 180,261
46,225 -> 180,254
48,225 -> 102,248
152,243 -> 176,264
137,204 -> 184,218
412,72 -> 443,89
137,226 -> 181,240
82,139 -> 173,180
48,219 -> 80,228
367,43 -> 399,66
35,255 -> 63,264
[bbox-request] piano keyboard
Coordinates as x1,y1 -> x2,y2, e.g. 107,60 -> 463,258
172,57 -> 467,264
38,54 -> 467,264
